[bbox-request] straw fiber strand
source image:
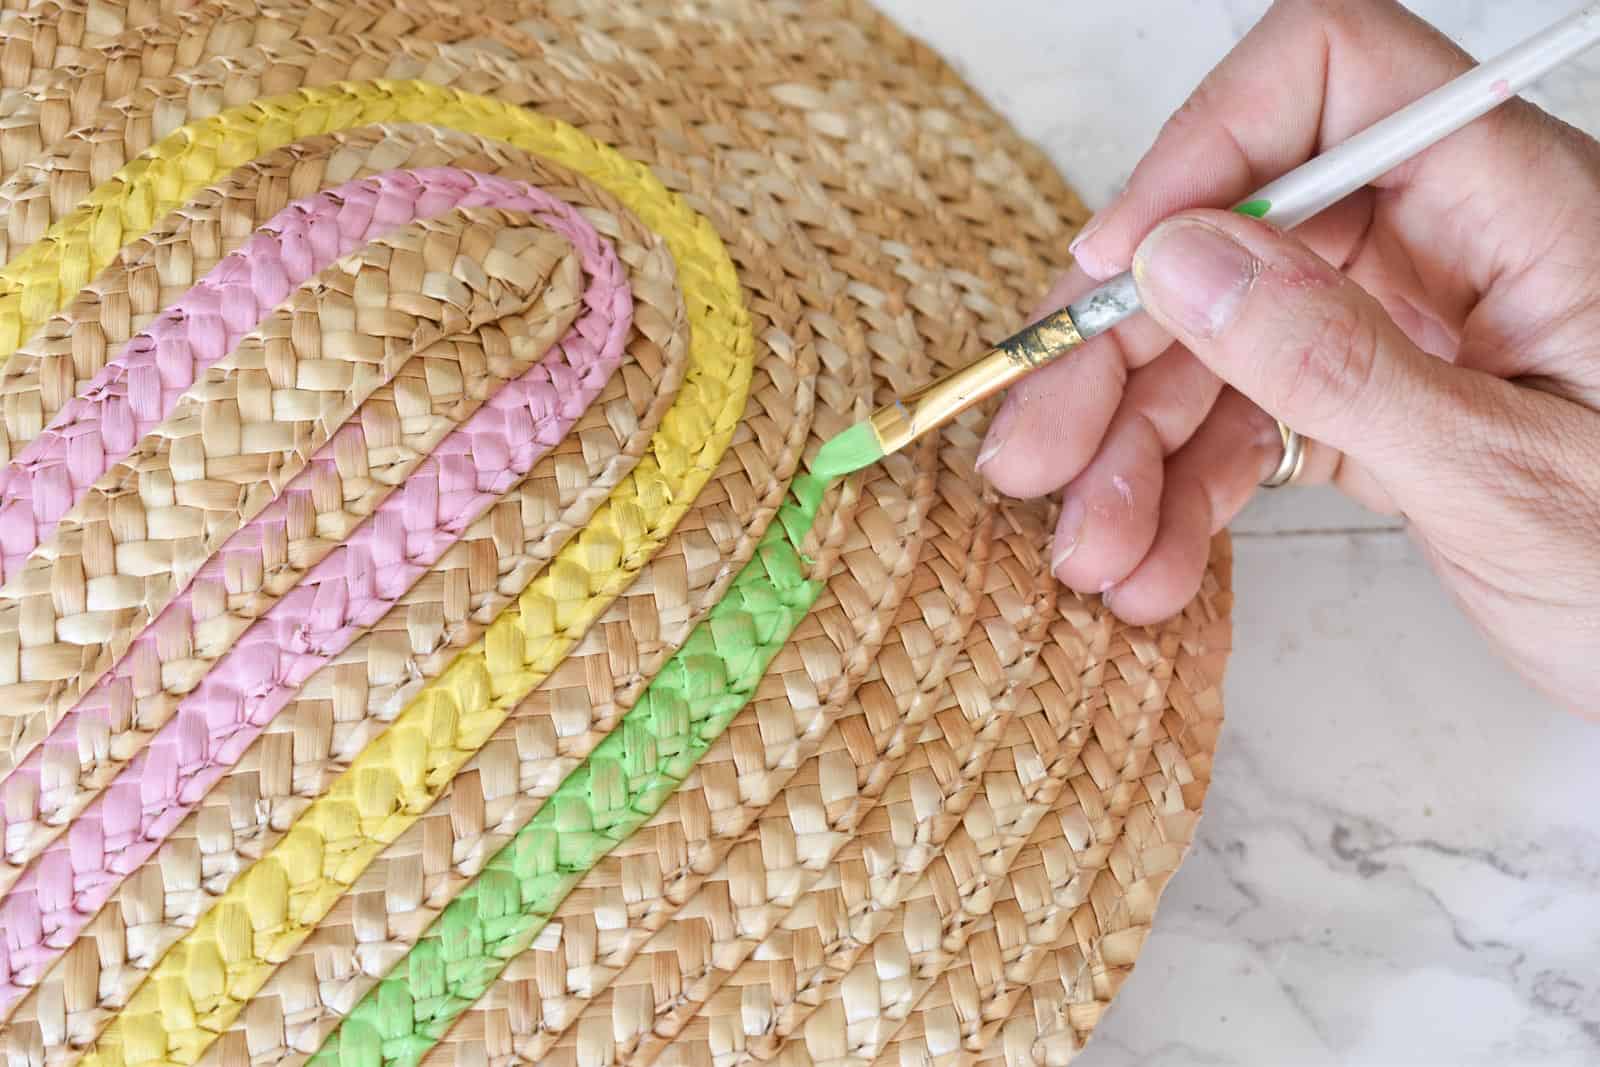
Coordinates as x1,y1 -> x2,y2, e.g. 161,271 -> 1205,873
0,1 -> 1233,1064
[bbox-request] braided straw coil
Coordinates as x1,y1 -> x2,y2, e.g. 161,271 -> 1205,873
0,2 -> 1233,1066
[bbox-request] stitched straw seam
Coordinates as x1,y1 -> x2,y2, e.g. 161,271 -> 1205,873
0,167 -> 621,871
0,168 -> 633,1012
0,78 -> 751,777
52,82 -> 749,1067
304,468 -> 842,1067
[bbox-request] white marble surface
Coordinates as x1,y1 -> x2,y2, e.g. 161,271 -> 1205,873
870,2 -> 1600,1064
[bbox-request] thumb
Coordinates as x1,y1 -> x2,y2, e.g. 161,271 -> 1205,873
1129,210 -> 1467,479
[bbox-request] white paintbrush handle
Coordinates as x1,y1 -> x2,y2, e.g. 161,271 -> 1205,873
1247,2 -> 1600,229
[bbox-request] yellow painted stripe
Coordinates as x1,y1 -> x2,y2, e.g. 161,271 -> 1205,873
33,81 -> 751,1067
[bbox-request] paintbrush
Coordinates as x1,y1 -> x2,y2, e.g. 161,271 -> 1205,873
813,2 -> 1600,479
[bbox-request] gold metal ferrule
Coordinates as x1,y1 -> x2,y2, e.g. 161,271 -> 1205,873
867,308 -> 1084,456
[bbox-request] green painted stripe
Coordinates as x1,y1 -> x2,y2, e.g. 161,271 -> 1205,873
1233,198 -> 1272,219
310,461 -> 847,1067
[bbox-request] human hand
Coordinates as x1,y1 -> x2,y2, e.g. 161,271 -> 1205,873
976,0 -> 1600,716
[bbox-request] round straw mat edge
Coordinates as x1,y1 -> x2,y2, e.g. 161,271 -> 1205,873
0,1 -> 1232,1065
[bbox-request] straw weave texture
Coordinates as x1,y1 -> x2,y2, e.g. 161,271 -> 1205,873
0,2 -> 1233,1065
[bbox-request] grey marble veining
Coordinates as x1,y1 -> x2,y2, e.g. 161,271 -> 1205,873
870,2 -> 1600,1064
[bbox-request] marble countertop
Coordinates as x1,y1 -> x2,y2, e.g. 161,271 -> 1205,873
870,2 -> 1600,1064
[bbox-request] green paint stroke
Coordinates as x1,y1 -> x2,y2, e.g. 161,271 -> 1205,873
311,461 -> 846,1067
1233,198 -> 1272,219
810,421 -> 883,480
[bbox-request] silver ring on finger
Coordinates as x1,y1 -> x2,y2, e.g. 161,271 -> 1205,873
1260,420 -> 1306,489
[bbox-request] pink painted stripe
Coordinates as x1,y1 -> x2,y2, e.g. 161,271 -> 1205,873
0,168 -> 633,1007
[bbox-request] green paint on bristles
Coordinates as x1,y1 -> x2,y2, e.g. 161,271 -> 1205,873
810,421 -> 884,482
1234,198 -> 1272,219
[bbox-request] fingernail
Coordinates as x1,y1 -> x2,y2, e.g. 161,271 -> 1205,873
1068,219 -> 1120,283
1068,209 -> 1118,281
1068,212 -> 1103,257
1051,496 -> 1085,575
1133,219 -> 1259,339
976,396 -> 1019,471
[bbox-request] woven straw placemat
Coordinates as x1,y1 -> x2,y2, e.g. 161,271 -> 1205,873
0,2 -> 1232,1065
